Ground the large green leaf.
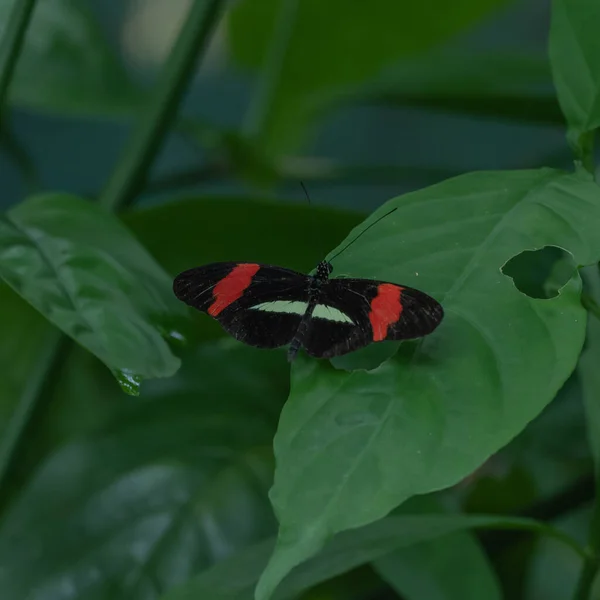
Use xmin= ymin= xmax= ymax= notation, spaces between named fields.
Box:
xmin=0 ymin=194 xmax=186 ymax=394
xmin=0 ymin=340 xmax=288 ymax=600
xmin=161 ymin=514 xmax=580 ymax=600
xmin=0 ymin=0 xmax=141 ymax=115
xmin=227 ymin=0 xmax=515 ymax=153
xmin=549 ymin=0 xmax=600 ymax=160
xmin=256 ymin=168 xmax=600 ymax=599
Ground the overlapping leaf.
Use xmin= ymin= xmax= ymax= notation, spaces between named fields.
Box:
xmin=256 ymin=168 xmax=600 ymax=599
xmin=0 ymin=194 xmax=186 ymax=394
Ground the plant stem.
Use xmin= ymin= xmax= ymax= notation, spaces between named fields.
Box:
xmin=0 ymin=330 xmax=67 ymax=496
xmin=100 ymin=0 xmax=226 ymax=211
xmin=0 ymin=122 xmax=40 ymax=192
xmin=582 ymin=292 xmax=600 ymax=323
xmin=242 ymin=0 xmax=299 ymax=140
xmin=577 ymin=131 xmax=596 ymax=179
xmin=573 ymin=501 xmax=600 ymax=600
xmin=0 ymin=0 xmax=36 ymax=119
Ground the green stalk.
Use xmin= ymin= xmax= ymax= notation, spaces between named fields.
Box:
xmin=242 ymin=0 xmax=300 ymax=140
xmin=100 ymin=0 xmax=226 ymax=211
xmin=577 ymin=130 xmax=596 ymax=179
xmin=0 ymin=331 xmax=67 ymax=498
xmin=0 ymin=0 xmax=40 ymax=194
xmin=0 ymin=0 xmax=36 ymax=116
xmin=573 ymin=505 xmax=600 ymax=600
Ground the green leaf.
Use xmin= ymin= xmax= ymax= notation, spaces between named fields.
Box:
xmin=0 ymin=0 xmax=141 ymax=115
xmin=0 ymin=193 xmax=185 ymax=395
xmin=161 ymin=514 xmax=581 ymax=600
xmin=549 ymin=0 xmax=600 ymax=165
xmin=257 ymin=168 xmax=600 ymax=599
xmin=228 ymin=0 xmax=515 ymax=153
xmin=0 ymin=340 xmax=288 ymax=600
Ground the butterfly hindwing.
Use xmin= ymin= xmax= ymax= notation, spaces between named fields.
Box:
xmin=302 ymin=278 xmax=443 ymax=358
xmin=173 ymin=262 xmax=311 ymax=349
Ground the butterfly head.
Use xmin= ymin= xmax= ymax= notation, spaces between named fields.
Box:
xmin=316 ymin=261 xmax=333 ymax=282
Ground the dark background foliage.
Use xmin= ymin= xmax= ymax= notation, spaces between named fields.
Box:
xmin=0 ymin=1 xmax=599 ymax=599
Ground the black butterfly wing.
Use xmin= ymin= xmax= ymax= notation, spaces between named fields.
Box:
xmin=173 ymin=262 xmax=311 ymax=349
xmin=302 ymin=277 xmax=443 ymax=358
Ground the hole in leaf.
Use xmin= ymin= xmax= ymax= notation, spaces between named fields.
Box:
xmin=501 ymin=245 xmax=577 ymax=299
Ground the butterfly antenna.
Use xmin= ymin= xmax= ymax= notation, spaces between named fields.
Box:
xmin=328 ymin=207 xmax=398 ymax=263
xmin=300 ymin=181 xmax=311 ymax=206
xmin=300 ymin=181 xmax=318 ymax=241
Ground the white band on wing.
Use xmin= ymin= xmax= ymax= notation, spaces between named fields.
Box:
xmin=251 ymin=300 xmax=353 ymax=323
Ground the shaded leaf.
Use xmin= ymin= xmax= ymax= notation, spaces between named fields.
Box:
xmin=0 ymin=340 xmax=288 ymax=600
xmin=161 ymin=514 xmax=580 ymax=600
xmin=0 ymin=194 xmax=185 ymax=395
xmin=227 ymin=0 xmax=515 ymax=153
xmin=549 ymin=0 xmax=600 ymax=160
xmin=123 ymin=196 xmax=364 ymax=277
xmin=374 ymin=534 xmax=500 ymax=600
xmin=347 ymin=51 xmax=561 ymax=125
xmin=372 ymin=496 xmax=502 ymax=600
xmin=257 ymin=168 xmax=600 ymax=598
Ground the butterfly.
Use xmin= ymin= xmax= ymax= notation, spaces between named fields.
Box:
xmin=173 ymin=258 xmax=443 ymax=362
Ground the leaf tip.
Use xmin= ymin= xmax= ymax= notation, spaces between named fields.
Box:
xmin=113 ymin=368 xmax=143 ymax=396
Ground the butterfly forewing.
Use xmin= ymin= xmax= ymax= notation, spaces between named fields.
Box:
xmin=173 ymin=262 xmax=311 ymax=349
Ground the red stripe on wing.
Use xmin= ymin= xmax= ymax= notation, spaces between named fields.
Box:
xmin=369 ymin=283 xmax=404 ymax=341
xmin=208 ymin=263 xmax=260 ymax=316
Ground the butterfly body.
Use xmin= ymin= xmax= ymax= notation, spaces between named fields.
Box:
xmin=173 ymin=260 xmax=443 ymax=361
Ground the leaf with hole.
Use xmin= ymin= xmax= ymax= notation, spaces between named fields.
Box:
xmin=256 ymin=168 xmax=600 ymax=599
xmin=0 ymin=194 xmax=186 ymax=394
